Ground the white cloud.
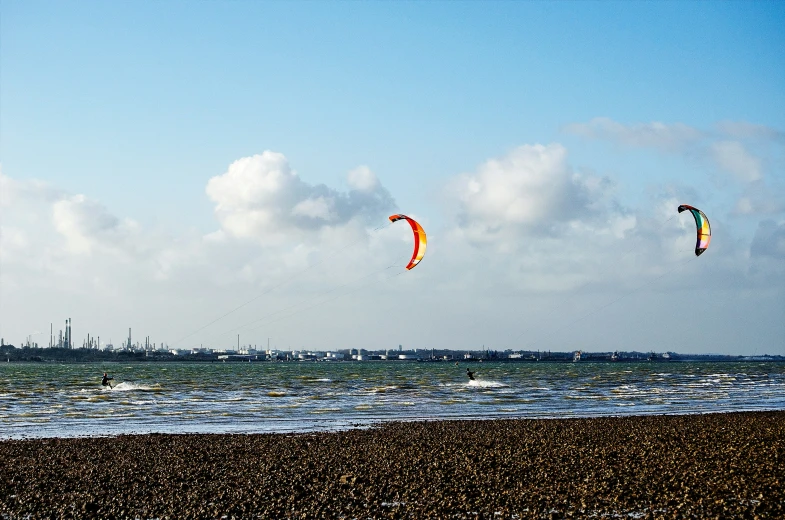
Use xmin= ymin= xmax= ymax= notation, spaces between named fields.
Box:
xmin=51 ymin=194 xmax=137 ymax=254
xmin=205 ymin=151 xmax=395 ymax=241
xmin=709 ymin=141 xmax=762 ymax=182
xmin=0 ymin=171 xmax=65 ymax=207
xmin=438 ymin=143 xmax=677 ymax=300
xmin=453 ymin=144 xmax=611 ymax=247
xmin=733 ymin=182 xmax=785 ymax=216
xmin=0 ymin=226 xmax=29 ymax=256
xmin=347 ymin=166 xmax=379 ymax=191
xmin=291 ymin=196 xmax=335 ymax=221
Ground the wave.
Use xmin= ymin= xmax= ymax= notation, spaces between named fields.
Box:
xmin=468 ymin=380 xmax=507 ymax=388
xmin=108 ymin=382 xmax=158 ymax=392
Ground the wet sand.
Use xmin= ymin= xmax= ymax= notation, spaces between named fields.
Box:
xmin=1 ymin=411 xmax=783 ymax=519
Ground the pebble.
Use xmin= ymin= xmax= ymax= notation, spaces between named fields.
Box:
xmin=1 ymin=411 xmax=783 ymax=519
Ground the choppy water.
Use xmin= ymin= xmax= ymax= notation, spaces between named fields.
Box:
xmin=1 ymin=361 xmax=783 ymax=439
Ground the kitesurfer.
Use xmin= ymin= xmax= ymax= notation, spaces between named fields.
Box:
xmin=466 ymin=368 xmax=475 ymax=381
xmin=101 ymin=372 xmax=113 ymax=389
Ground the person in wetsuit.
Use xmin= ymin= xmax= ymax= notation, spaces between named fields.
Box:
xmin=466 ymin=368 xmax=475 ymax=381
xmin=101 ymin=372 xmax=113 ymax=389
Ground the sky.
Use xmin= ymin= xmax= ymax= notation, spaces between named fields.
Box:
xmin=1 ymin=1 xmax=783 ymax=356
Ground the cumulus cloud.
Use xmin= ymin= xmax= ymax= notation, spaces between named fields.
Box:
xmin=206 ymin=151 xmax=395 ymax=241
xmin=1 ymin=174 xmax=144 ymax=264
xmin=347 ymin=166 xmax=379 ymax=191
xmin=52 ymin=195 xmax=140 ymax=254
xmin=0 ymin=171 xmax=65 ymax=207
xmin=0 ymin=174 xmax=203 ymax=288
xmin=452 ymin=143 xmax=613 ymax=246
xmin=291 ymin=196 xmax=335 ymax=221
xmin=0 ymin=226 xmax=29 ymax=257
xmin=709 ymin=141 xmax=762 ymax=183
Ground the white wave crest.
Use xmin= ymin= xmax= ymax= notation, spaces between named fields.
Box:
xmin=108 ymin=382 xmax=157 ymax=392
xmin=468 ymin=380 xmax=507 ymax=388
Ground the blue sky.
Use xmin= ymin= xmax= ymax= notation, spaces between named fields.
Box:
xmin=1 ymin=1 xmax=783 ymax=355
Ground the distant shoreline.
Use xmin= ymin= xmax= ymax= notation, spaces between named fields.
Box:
xmin=2 ymin=345 xmax=782 ymax=364
xmin=1 ymin=411 xmax=782 ymax=518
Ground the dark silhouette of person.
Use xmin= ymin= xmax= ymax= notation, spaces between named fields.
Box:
xmin=466 ymin=368 xmax=475 ymax=381
xmin=101 ymin=372 xmax=113 ymax=389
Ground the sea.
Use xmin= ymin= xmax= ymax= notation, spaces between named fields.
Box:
xmin=1 ymin=360 xmax=783 ymax=439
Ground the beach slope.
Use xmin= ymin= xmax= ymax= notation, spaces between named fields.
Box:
xmin=1 ymin=411 xmax=782 ymax=518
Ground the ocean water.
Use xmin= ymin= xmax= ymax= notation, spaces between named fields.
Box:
xmin=0 ymin=360 xmax=783 ymax=439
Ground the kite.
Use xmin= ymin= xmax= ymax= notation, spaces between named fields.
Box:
xmin=389 ymin=214 xmax=427 ymax=270
xmin=677 ymin=204 xmax=711 ymax=256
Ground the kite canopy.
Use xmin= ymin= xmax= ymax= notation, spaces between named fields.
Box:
xmin=677 ymin=204 xmax=711 ymax=256
xmin=389 ymin=214 xmax=427 ymax=270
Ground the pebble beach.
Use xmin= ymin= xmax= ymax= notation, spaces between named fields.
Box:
xmin=1 ymin=411 xmax=782 ymax=519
